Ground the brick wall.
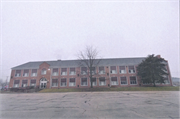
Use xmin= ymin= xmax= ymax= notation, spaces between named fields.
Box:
xmin=9 ymin=62 xmax=172 ymax=88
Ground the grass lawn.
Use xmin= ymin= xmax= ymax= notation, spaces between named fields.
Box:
xmin=39 ymin=86 xmax=179 ymax=93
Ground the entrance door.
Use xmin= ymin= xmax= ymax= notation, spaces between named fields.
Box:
xmin=40 ymin=78 xmax=47 ymax=89
xmin=40 ymin=83 xmax=47 ymax=88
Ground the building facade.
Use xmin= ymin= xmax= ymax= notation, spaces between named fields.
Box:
xmin=9 ymin=55 xmax=172 ymax=89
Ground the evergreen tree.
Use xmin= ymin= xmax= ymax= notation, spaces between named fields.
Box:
xmin=137 ymin=54 xmax=168 ymax=87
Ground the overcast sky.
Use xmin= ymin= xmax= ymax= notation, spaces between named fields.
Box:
xmin=0 ymin=0 xmax=179 ymax=81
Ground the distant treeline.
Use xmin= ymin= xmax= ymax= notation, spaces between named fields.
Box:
xmin=172 ymin=77 xmax=180 ymax=82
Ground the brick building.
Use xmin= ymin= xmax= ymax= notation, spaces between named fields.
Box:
xmin=9 ymin=55 xmax=172 ymax=89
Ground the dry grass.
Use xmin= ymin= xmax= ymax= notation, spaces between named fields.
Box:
xmin=39 ymin=86 xmax=179 ymax=93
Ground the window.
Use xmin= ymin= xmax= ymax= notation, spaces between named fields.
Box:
xmin=128 ymin=66 xmax=135 ymax=73
xmin=90 ymin=67 xmax=96 ymax=75
xmin=111 ymin=77 xmax=118 ymax=85
xmin=81 ymin=78 xmax=88 ymax=86
xmin=163 ymin=75 xmax=170 ymax=84
xmin=41 ymin=68 xmax=47 ymax=75
xmin=61 ymin=68 xmax=67 ymax=75
xmin=31 ymin=69 xmax=37 ymax=77
xmin=120 ymin=77 xmax=127 ymax=85
xmin=99 ymin=66 xmax=105 ymax=74
xmin=110 ymin=66 xmax=117 ymax=74
xmin=164 ymin=79 xmax=170 ymax=84
xmin=70 ymin=68 xmax=76 ymax=75
xmin=52 ymin=79 xmax=58 ymax=87
xmin=30 ymin=79 xmax=36 ymax=87
xmin=90 ymin=78 xmax=97 ymax=86
xmin=23 ymin=69 xmax=29 ymax=77
xmin=14 ymin=80 xmax=20 ymax=87
xmin=15 ymin=70 xmax=21 ymax=77
xmin=69 ymin=78 xmax=76 ymax=86
xmin=52 ymin=68 xmax=58 ymax=76
xmin=119 ymin=66 xmax=126 ymax=74
xmin=40 ymin=78 xmax=47 ymax=81
xmin=155 ymin=80 xmax=160 ymax=85
xmin=163 ymin=65 xmax=168 ymax=73
xmin=61 ymin=78 xmax=66 ymax=87
xmin=143 ymin=82 xmax=150 ymax=85
xmin=81 ymin=67 xmax=87 ymax=75
xmin=22 ymin=80 xmax=28 ymax=87
xmin=130 ymin=76 xmax=137 ymax=84
xmin=99 ymin=77 xmax=106 ymax=86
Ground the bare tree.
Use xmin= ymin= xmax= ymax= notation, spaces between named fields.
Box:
xmin=77 ymin=46 xmax=101 ymax=88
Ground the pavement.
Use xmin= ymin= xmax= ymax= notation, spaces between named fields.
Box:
xmin=0 ymin=91 xmax=179 ymax=119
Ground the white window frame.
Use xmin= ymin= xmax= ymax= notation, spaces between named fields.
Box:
xmin=99 ymin=77 xmax=106 ymax=86
xmin=120 ymin=77 xmax=128 ymax=85
xmin=41 ymin=69 xmax=47 ymax=75
xmin=155 ymin=80 xmax=160 ymax=85
xmin=69 ymin=78 xmax=76 ymax=86
xmin=52 ymin=79 xmax=58 ymax=87
xmin=99 ymin=66 xmax=105 ymax=74
xmin=119 ymin=66 xmax=126 ymax=74
xmin=111 ymin=77 xmax=118 ymax=85
xmin=163 ymin=65 xmax=168 ymax=73
xmin=143 ymin=82 xmax=150 ymax=85
xmin=163 ymin=75 xmax=170 ymax=84
xmin=90 ymin=67 xmax=96 ymax=75
xmin=70 ymin=68 xmax=76 ymax=75
xmin=60 ymin=78 xmax=67 ymax=87
xmin=128 ymin=66 xmax=136 ymax=74
xmin=14 ymin=84 xmax=19 ymax=88
xmin=22 ymin=80 xmax=28 ymax=87
xmin=90 ymin=78 xmax=97 ymax=86
xmin=130 ymin=76 xmax=137 ymax=85
xmin=14 ymin=80 xmax=20 ymax=88
xmin=30 ymin=83 xmax=35 ymax=86
xmin=31 ymin=69 xmax=37 ymax=77
xmin=22 ymin=84 xmax=27 ymax=87
xmin=81 ymin=78 xmax=88 ymax=86
xmin=81 ymin=67 xmax=87 ymax=75
xmin=23 ymin=69 xmax=29 ymax=77
xmin=110 ymin=66 xmax=117 ymax=74
xmin=164 ymin=79 xmax=170 ymax=84
xmin=30 ymin=79 xmax=36 ymax=87
xmin=52 ymin=68 xmax=59 ymax=76
xmin=61 ymin=68 xmax=67 ymax=75
xmin=15 ymin=70 xmax=21 ymax=77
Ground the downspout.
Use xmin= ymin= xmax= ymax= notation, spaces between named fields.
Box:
xmin=167 ymin=62 xmax=172 ymax=86
xmin=50 ymin=68 xmax=52 ymax=89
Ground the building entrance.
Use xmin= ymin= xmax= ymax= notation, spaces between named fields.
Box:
xmin=40 ymin=78 xmax=47 ymax=89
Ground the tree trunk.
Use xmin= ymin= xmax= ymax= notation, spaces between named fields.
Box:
xmin=90 ymin=67 xmax=93 ymax=88
xmin=153 ymin=80 xmax=156 ymax=87
xmin=91 ymin=78 xmax=93 ymax=88
xmin=90 ymin=76 xmax=93 ymax=88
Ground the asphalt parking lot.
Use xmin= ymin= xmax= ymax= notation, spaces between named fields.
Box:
xmin=0 ymin=91 xmax=179 ymax=119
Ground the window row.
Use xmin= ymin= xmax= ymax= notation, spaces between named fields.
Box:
xmin=13 ymin=79 xmax=36 ymax=88
xmin=15 ymin=69 xmax=38 ymax=77
xmin=14 ymin=66 xmax=136 ymax=77
xmin=51 ymin=76 xmax=138 ymax=87
xmin=80 ymin=66 xmax=136 ymax=75
xmin=51 ymin=78 xmax=107 ymax=87
xmin=111 ymin=77 xmax=137 ymax=85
